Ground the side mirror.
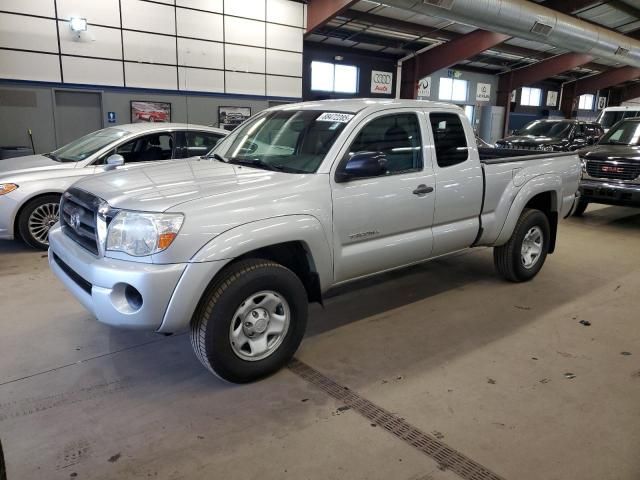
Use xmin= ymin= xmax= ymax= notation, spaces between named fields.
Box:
xmin=336 ymin=152 xmax=388 ymax=183
xmin=105 ymin=154 xmax=124 ymax=170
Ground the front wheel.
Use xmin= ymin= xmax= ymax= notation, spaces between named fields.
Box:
xmin=190 ymin=259 xmax=308 ymax=383
xmin=17 ymin=194 xmax=61 ymax=250
xmin=494 ymin=208 xmax=550 ymax=282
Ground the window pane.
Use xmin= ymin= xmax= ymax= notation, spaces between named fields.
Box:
xmin=311 ymin=61 xmax=334 ymax=91
xmin=531 ymin=88 xmax=541 ymax=106
xmin=187 ymin=132 xmax=223 ymax=157
xmin=439 ymin=78 xmax=453 ymax=100
xmin=579 ymin=94 xmax=594 ymax=110
xmin=334 ymin=64 xmax=358 ymax=93
xmin=464 ymin=105 xmax=474 ymax=122
xmin=349 ymin=114 xmax=423 ymax=174
xmin=429 ymin=113 xmax=468 ymax=168
xmin=452 ymin=79 xmax=468 ymax=101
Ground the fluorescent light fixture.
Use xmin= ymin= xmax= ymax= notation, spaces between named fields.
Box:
xmin=69 ymin=17 xmax=88 ymax=32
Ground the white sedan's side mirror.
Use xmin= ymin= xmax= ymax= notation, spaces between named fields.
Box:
xmin=105 ymin=154 xmax=124 ymax=170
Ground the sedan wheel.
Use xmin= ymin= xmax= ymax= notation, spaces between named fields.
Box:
xmin=17 ymin=194 xmax=61 ymax=250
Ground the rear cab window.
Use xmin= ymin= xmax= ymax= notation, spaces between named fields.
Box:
xmin=428 ymin=112 xmax=469 ymax=168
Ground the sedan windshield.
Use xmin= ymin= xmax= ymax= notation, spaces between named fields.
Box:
xmin=599 ymin=121 xmax=640 ymax=146
xmin=518 ymin=121 xmax=573 ymax=138
xmin=48 ymin=128 xmax=129 ymax=162
xmin=217 ymin=110 xmax=352 ymax=173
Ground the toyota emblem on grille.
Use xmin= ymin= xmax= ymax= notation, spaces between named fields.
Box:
xmin=70 ymin=209 xmax=82 ymax=232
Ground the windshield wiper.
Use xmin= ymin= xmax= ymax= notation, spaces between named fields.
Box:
xmin=228 ymin=158 xmax=305 ymax=173
xmin=202 ymin=152 xmax=228 ymax=162
xmin=44 ymin=152 xmax=60 ymax=162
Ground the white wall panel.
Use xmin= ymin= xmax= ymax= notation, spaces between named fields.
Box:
xmin=62 ymin=56 xmax=124 ymax=86
xmin=2 ymin=0 xmax=55 ymax=17
xmin=176 ymin=8 xmax=223 ymax=42
xmin=266 ymin=50 xmax=301 ymax=76
xmin=0 ymin=13 xmax=58 ymax=53
xmin=267 ymin=0 xmax=303 ymax=27
xmin=225 ymin=45 xmax=265 ymax=73
xmin=0 ymin=50 xmax=60 ymax=82
xmin=121 ymin=0 xmax=175 ymax=35
xmin=225 ymin=0 xmax=265 ymax=21
xmin=125 ymin=63 xmax=177 ymax=90
xmin=176 ymin=0 xmax=222 ymax=13
xmin=123 ymin=31 xmax=176 ymax=65
xmin=57 ymin=0 xmax=121 ymax=28
xmin=225 ymin=17 xmax=265 ymax=47
xmin=225 ymin=72 xmax=265 ymax=96
xmin=178 ymin=67 xmax=224 ymax=92
xmin=266 ymin=75 xmax=301 ymax=98
xmin=266 ymin=23 xmax=302 ymax=52
xmin=59 ymin=22 xmax=122 ymax=59
xmin=178 ymin=38 xmax=223 ymax=69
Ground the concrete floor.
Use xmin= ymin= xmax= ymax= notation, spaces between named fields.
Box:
xmin=0 ymin=204 xmax=639 ymax=480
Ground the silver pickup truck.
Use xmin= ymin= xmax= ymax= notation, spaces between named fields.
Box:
xmin=48 ymin=99 xmax=581 ymax=383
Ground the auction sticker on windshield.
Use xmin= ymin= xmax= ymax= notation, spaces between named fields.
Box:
xmin=317 ymin=112 xmax=355 ymax=123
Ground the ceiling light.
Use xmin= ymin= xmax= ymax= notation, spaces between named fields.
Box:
xmin=69 ymin=17 xmax=88 ymax=32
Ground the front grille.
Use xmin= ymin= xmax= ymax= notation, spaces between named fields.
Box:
xmin=586 ymin=160 xmax=640 ymax=181
xmin=60 ymin=188 xmax=103 ymax=255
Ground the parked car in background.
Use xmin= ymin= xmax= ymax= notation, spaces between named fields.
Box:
xmin=496 ymin=119 xmax=603 ymax=152
xmin=596 ymin=106 xmax=640 ymax=133
xmin=48 ymin=99 xmax=581 ymax=383
xmin=574 ymin=118 xmax=640 ymax=215
xmin=0 ymin=123 xmax=227 ymax=249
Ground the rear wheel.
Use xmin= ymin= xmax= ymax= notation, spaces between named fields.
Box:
xmin=190 ymin=258 xmax=308 ymax=383
xmin=494 ymin=208 xmax=550 ymax=282
xmin=17 ymin=194 xmax=61 ymax=250
xmin=572 ymin=198 xmax=589 ymax=216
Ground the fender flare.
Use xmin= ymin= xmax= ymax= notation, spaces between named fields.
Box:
xmin=494 ymin=174 xmax=561 ymax=246
xmin=190 ymin=214 xmax=333 ymax=291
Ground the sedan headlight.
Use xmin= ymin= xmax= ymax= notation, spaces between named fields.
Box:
xmin=106 ymin=211 xmax=184 ymax=257
xmin=0 ymin=183 xmax=18 ymax=195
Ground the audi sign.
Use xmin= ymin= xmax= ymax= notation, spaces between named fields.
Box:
xmin=370 ymin=70 xmax=393 ymax=95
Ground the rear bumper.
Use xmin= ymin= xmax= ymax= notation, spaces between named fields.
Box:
xmin=579 ymin=179 xmax=640 ymax=207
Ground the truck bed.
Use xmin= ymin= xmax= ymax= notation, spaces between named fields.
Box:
xmin=478 ymin=147 xmax=578 ymax=164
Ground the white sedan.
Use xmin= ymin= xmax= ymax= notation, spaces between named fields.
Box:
xmin=0 ymin=123 xmax=227 ymax=249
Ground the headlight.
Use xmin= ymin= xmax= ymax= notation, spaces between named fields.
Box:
xmin=0 ymin=183 xmax=18 ymax=195
xmin=106 ymin=211 xmax=184 ymax=257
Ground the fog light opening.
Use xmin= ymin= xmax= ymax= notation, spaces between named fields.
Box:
xmin=125 ymin=284 xmax=143 ymax=311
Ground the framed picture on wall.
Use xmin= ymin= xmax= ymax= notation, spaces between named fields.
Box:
xmin=219 ymin=106 xmax=251 ymax=131
xmin=131 ymin=101 xmax=171 ymax=123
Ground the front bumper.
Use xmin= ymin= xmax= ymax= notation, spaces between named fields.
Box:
xmin=579 ymin=179 xmax=640 ymax=207
xmin=0 ymin=194 xmax=20 ymax=240
xmin=48 ymin=224 xmax=226 ymax=332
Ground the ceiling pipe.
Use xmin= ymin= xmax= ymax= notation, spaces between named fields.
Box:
xmin=380 ymin=0 xmax=640 ymax=68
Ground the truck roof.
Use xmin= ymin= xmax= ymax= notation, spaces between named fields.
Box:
xmin=268 ymin=98 xmax=463 ymax=114
xmin=111 ymin=123 xmax=227 ymax=135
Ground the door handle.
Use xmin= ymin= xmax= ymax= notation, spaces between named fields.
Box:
xmin=413 ymin=184 xmax=434 ymax=196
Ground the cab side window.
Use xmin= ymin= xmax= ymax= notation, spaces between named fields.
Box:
xmin=348 ymin=113 xmax=423 ymax=174
xmin=186 ymin=132 xmax=225 ymax=157
xmin=429 ymin=113 xmax=468 ymax=168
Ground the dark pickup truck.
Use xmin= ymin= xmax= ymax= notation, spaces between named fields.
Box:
xmin=575 ymin=118 xmax=640 ymax=215
xmin=497 ymin=119 xmax=603 ymax=152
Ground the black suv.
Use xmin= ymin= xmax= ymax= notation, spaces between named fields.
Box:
xmin=497 ymin=119 xmax=603 ymax=152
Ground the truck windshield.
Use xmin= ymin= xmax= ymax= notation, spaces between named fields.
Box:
xmin=518 ymin=121 xmax=573 ymax=138
xmin=218 ymin=110 xmax=352 ymax=173
xmin=599 ymin=121 xmax=640 ymax=145
xmin=48 ymin=128 xmax=129 ymax=162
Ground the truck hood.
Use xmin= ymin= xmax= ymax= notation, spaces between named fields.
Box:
xmin=0 ymin=154 xmax=77 ymax=177
xmin=72 ymin=158 xmax=300 ymax=212
xmin=580 ymin=144 xmax=640 ymax=162
xmin=497 ymin=135 xmax=567 ymax=147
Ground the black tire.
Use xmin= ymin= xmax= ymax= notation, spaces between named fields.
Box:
xmin=0 ymin=438 xmax=6 ymax=480
xmin=17 ymin=194 xmax=61 ymax=250
xmin=190 ymin=258 xmax=308 ymax=383
xmin=572 ymin=198 xmax=589 ymax=217
xmin=494 ymin=208 xmax=550 ymax=283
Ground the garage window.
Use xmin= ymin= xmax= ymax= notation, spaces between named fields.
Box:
xmin=429 ymin=113 xmax=469 ymax=168
xmin=578 ymin=94 xmax=595 ymax=110
xmin=520 ymin=87 xmax=542 ymax=106
xmin=311 ymin=61 xmax=359 ymax=94
xmin=439 ymin=78 xmax=468 ymax=102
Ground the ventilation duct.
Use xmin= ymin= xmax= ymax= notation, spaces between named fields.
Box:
xmin=381 ymin=0 xmax=640 ymax=68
